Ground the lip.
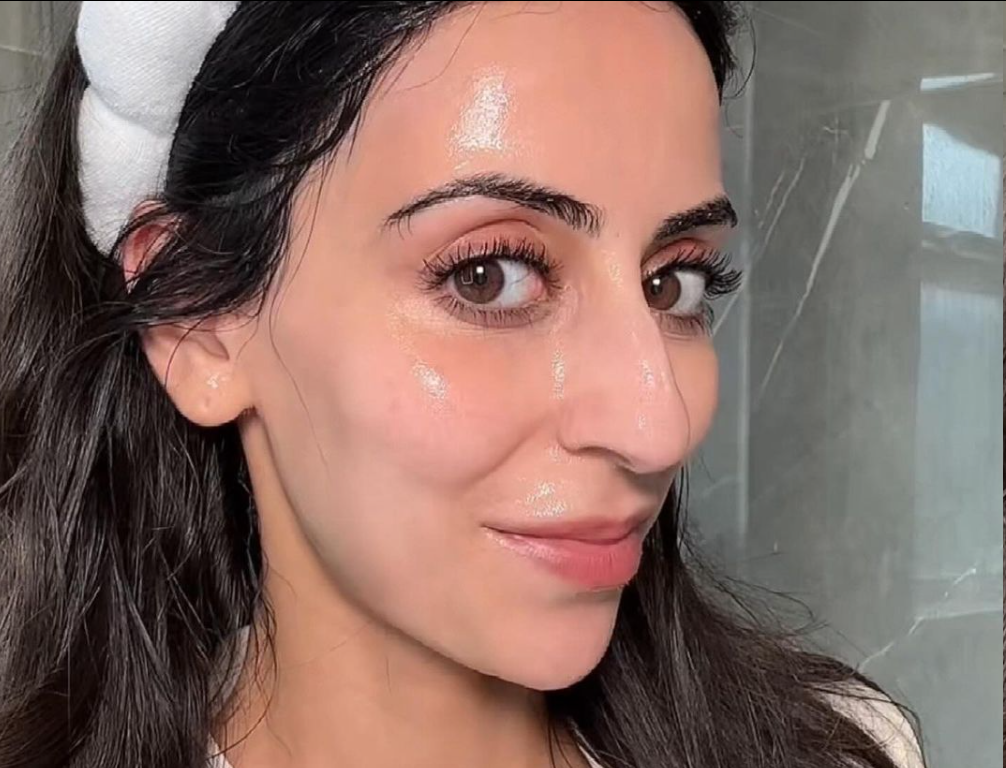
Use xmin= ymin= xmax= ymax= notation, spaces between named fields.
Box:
xmin=489 ymin=514 xmax=651 ymax=543
xmin=484 ymin=518 xmax=648 ymax=590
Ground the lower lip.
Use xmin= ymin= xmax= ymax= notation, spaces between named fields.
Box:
xmin=484 ymin=527 xmax=643 ymax=590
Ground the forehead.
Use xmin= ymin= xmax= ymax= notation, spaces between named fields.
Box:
xmin=331 ymin=1 xmax=723 ymax=226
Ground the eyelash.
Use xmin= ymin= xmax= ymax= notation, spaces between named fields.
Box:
xmin=643 ymin=245 xmax=743 ymax=334
xmin=418 ymin=237 xmax=742 ymax=333
xmin=419 ymin=237 xmax=561 ymax=327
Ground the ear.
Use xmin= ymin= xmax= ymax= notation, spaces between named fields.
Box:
xmin=122 ymin=205 xmax=257 ymax=428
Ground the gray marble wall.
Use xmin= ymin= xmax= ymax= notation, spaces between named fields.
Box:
xmin=703 ymin=3 xmax=1003 ymax=767
xmin=0 ymin=1 xmax=71 ymax=160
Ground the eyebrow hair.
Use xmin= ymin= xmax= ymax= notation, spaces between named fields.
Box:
xmin=384 ymin=172 xmax=603 ymax=235
xmin=383 ymin=171 xmax=737 ymax=244
xmin=649 ymin=195 xmax=737 ymax=245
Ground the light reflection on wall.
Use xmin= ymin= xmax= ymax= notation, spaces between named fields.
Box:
xmin=922 ymin=122 xmax=1001 ymax=239
xmin=920 ymin=73 xmax=997 ymax=91
xmin=914 ymin=285 xmax=1001 ymax=592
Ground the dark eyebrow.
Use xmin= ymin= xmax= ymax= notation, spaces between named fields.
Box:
xmin=383 ymin=172 xmax=737 ymax=245
xmin=383 ymin=172 xmax=604 ymax=236
xmin=648 ymin=195 xmax=737 ymax=248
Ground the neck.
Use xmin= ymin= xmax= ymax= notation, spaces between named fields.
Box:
xmin=217 ymin=612 xmax=575 ymax=768
xmin=215 ymin=433 xmax=588 ymax=768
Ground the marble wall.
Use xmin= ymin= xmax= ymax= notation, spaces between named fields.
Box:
xmin=702 ymin=3 xmax=1003 ymax=767
xmin=0 ymin=1 xmax=73 ymax=158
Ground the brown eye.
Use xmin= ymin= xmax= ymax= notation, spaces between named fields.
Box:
xmin=644 ymin=271 xmax=682 ymax=311
xmin=454 ymin=260 xmax=505 ymax=304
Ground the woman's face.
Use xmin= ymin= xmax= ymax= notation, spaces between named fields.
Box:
xmin=234 ymin=1 xmax=735 ymax=689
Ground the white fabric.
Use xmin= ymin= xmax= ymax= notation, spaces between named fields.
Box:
xmin=76 ymin=1 xmax=239 ymax=253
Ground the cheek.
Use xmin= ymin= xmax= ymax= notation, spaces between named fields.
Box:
xmin=669 ymin=341 xmax=719 ymax=453
xmin=297 ymin=321 xmax=553 ymax=493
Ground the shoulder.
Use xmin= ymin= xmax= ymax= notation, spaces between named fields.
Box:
xmin=821 ymin=683 xmax=925 ymax=768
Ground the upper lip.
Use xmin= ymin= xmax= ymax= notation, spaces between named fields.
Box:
xmin=487 ymin=513 xmax=652 ymax=543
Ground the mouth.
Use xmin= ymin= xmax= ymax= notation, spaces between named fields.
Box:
xmin=483 ymin=516 xmax=649 ymax=590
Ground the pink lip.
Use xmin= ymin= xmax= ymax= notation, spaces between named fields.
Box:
xmin=484 ymin=526 xmax=645 ymax=590
xmin=491 ymin=515 xmax=651 ymax=543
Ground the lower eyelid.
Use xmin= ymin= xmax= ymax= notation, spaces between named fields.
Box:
xmin=655 ymin=310 xmax=712 ymax=337
xmin=433 ymin=294 xmax=548 ymax=329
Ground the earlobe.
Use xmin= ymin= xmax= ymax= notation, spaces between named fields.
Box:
xmin=140 ymin=319 xmax=255 ymax=428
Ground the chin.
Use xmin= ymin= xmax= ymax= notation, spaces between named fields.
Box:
xmin=484 ymin=593 xmax=623 ymax=691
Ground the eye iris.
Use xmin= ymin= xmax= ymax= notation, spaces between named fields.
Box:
xmin=455 ymin=260 xmax=505 ymax=304
xmin=645 ymin=272 xmax=682 ymax=311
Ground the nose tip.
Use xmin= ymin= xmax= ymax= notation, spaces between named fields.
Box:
xmin=556 ymin=318 xmax=692 ymax=476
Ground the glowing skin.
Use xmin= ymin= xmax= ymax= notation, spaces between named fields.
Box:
xmin=451 ymin=69 xmax=512 ymax=155
xmin=129 ymin=3 xmax=736 ymax=768
xmin=551 ymin=347 xmax=566 ymax=400
xmin=411 ymin=360 xmax=452 ymax=409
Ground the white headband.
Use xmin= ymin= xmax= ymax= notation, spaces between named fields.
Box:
xmin=76 ymin=1 xmax=240 ymax=254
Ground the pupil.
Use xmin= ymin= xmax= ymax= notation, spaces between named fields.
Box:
xmin=455 ymin=260 xmax=505 ymax=304
xmin=645 ymin=272 xmax=681 ymax=311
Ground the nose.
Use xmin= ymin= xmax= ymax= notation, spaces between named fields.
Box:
xmin=555 ymin=290 xmax=692 ymax=476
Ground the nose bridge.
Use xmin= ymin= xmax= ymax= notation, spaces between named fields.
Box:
xmin=556 ymin=292 xmax=691 ymax=474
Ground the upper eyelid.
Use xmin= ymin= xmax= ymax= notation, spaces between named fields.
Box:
xmin=425 ymin=236 xmax=735 ymax=290
xmin=643 ymin=244 xmax=727 ymax=270
xmin=443 ymin=237 xmax=557 ymax=271
xmin=418 ymin=236 xmax=559 ymax=291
